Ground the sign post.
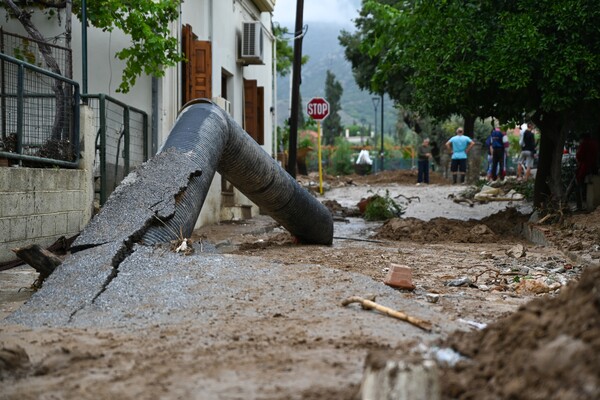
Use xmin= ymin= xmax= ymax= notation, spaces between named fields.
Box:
xmin=306 ymin=97 xmax=330 ymax=194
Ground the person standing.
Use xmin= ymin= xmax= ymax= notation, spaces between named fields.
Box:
xmin=517 ymin=123 xmax=536 ymax=181
xmin=417 ymin=138 xmax=432 ymax=185
xmin=445 ymin=127 xmax=474 ymax=184
xmin=489 ymin=126 xmax=505 ymax=181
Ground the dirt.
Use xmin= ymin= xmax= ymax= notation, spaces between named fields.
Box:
xmin=1 ymin=170 xmax=599 ymax=399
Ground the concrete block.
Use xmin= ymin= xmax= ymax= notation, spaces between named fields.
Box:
xmin=10 ymin=168 xmax=28 ymax=191
xmin=67 ymin=210 xmax=82 ymax=233
xmin=359 ymin=351 xmax=440 ymax=400
xmin=18 ymin=192 xmax=35 ymax=216
xmin=384 ymin=263 xmax=416 ymax=290
xmin=41 ymin=214 xmax=57 ymax=237
xmin=41 ymin=169 xmax=57 ymax=190
xmin=0 ymin=241 xmax=18 ymax=263
xmin=0 ymin=193 xmax=21 ymax=217
xmin=0 ymin=169 xmax=8 ymax=193
xmin=26 ymin=215 xmax=42 ymax=238
xmin=55 ymin=212 xmax=68 ymax=235
xmin=30 ymin=169 xmax=45 ymax=191
xmin=67 ymin=170 xmax=83 ymax=190
xmin=0 ymin=217 xmax=10 ymax=242
xmin=10 ymin=216 xmax=27 ymax=241
xmin=55 ymin=169 xmax=69 ymax=190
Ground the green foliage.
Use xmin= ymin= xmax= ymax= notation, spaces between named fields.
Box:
xmin=274 ymin=23 xmax=309 ymax=77
xmin=323 ymin=70 xmax=343 ymax=146
xmin=4 ymin=0 xmax=185 ymax=93
xmin=364 ymin=190 xmax=405 ymax=221
xmin=345 ymin=0 xmax=600 ymax=206
xmin=330 ymin=137 xmax=354 ymax=175
xmin=298 ymin=135 xmax=314 ymax=149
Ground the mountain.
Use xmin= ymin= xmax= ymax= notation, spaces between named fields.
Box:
xmin=275 ymin=22 xmax=396 ymax=134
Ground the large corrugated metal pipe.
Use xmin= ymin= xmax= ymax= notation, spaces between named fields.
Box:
xmin=139 ymin=100 xmax=333 ymax=245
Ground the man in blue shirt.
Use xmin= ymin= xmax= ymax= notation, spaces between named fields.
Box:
xmin=445 ymin=127 xmax=475 ymax=184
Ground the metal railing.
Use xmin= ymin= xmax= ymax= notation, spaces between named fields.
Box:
xmin=0 ymin=27 xmax=72 ymax=79
xmin=0 ymin=53 xmax=80 ymax=168
xmin=82 ymin=94 xmax=149 ymax=205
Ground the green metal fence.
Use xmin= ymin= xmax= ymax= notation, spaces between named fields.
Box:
xmin=82 ymin=94 xmax=149 ymax=205
xmin=0 ymin=53 xmax=80 ymax=168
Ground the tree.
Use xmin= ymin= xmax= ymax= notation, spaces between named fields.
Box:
xmin=323 ymin=70 xmax=343 ymax=146
xmin=346 ymin=0 xmax=600 ymax=208
xmin=2 ymin=0 xmax=184 ymax=93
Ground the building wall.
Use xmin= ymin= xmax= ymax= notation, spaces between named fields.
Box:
xmin=1 ymin=0 xmax=276 ymax=233
xmin=0 ymin=107 xmax=95 ymax=263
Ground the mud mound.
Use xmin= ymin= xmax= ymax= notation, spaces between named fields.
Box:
xmin=301 ymin=169 xmax=449 ymax=187
xmin=374 ymin=208 xmax=528 ymax=243
xmin=349 ymin=169 xmax=448 ymax=185
xmin=440 ymin=265 xmax=600 ymax=400
xmin=543 ymin=206 xmax=600 ymax=265
xmin=321 ymin=199 xmax=361 ymax=218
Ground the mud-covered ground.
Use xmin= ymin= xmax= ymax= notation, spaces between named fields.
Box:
xmin=1 ymin=170 xmax=599 ymax=399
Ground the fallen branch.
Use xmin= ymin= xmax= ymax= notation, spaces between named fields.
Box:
xmin=341 ymin=295 xmax=432 ymax=332
xmin=394 ymin=194 xmax=420 ymax=203
xmin=0 ymin=234 xmax=77 ymax=272
xmin=12 ymin=244 xmax=63 ymax=288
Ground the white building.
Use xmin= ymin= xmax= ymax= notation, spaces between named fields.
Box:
xmin=1 ymin=0 xmax=277 ymax=228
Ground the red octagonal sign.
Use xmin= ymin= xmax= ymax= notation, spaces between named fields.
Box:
xmin=307 ymin=97 xmax=330 ymax=121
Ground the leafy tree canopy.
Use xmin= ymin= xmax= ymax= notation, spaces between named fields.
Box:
xmin=2 ymin=0 xmax=185 ymax=93
xmin=344 ymin=0 xmax=600 ymax=207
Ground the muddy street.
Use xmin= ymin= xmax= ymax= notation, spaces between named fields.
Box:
xmin=1 ymin=171 xmax=598 ymax=399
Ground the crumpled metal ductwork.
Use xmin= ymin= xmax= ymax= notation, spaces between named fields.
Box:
xmin=140 ymin=100 xmax=334 ymax=245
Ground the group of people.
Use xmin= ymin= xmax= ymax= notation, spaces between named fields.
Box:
xmin=417 ymin=127 xmax=474 ymax=185
xmin=416 ymin=122 xmax=537 ymax=185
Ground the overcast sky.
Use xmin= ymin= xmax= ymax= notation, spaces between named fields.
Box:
xmin=272 ymin=0 xmax=360 ymax=28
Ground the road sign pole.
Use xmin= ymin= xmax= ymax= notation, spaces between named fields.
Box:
xmin=317 ymin=120 xmax=323 ymax=194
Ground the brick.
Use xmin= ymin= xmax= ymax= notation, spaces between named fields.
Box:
xmin=384 ymin=264 xmax=415 ymax=290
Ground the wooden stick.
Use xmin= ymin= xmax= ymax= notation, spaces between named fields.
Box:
xmin=342 ymin=296 xmax=433 ymax=332
xmin=12 ymin=244 xmax=63 ymax=280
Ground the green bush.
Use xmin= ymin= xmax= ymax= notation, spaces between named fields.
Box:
xmin=364 ymin=190 xmax=406 ymax=220
xmin=331 ymin=137 xmax=354 ymax=175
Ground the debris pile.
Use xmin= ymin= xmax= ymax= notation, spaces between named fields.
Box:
xmin=440 ymin=265 xmax=600 ymax=400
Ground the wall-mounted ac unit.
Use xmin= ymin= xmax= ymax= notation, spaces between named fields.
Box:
xmin=212 ymin=96 xmax=232 ymax=115
xmin=241 ymin=21 xmax=264 ymax=65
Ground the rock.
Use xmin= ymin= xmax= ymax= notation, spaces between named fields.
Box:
xmin=515 ymin=278 xmax=550 ymax=294
xmin=506 ymin=244 xmax=526 ymax=258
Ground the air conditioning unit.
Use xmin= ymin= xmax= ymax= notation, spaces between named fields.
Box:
xmin=212 ymin=96 xmax=232 ymax=115
xmin=241 ymin=21 xmax=264 ymax=64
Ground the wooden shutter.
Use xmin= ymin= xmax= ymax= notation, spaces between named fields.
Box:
xmin=182 ymin=25 xmax=212 ymax=103
xmin=244 ymin=79 xmax=258 ymax=141
xmin=257 ymin=86 xmax=264 ymax=145
xmin=182 ymin=24 xmax=194 ymax=104
xmin=190 ymin=40 xmax=212 ymax=100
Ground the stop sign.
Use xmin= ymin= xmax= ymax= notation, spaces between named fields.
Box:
xmin=306 ymin=97 xmax=330 ymax=120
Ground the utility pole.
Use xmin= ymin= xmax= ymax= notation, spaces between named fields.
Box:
xmin=380 ymin=93 xmax=384 ymax=171
xmin=286 ymin=0 xmax=304 ymax=178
